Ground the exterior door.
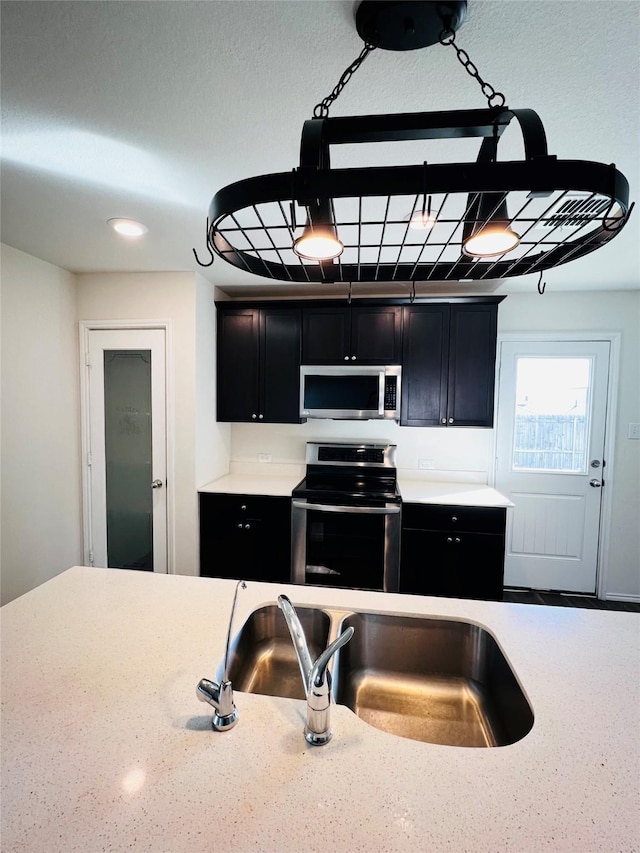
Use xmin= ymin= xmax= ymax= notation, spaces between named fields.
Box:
xmin=85 ymin=328 xmax=167 ymax=572
xmin=495 ymin=340 xmax=610 ymax=593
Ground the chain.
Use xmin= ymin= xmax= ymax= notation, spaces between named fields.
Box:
xmin=313 ymin=42 xmax=377 ymax=118
xmin=438 ymin=25 xmax=506 ymax=108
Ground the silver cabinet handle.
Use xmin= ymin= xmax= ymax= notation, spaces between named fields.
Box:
xmin=152 ymin=479 xmax=163 ymax=489
xmin=441 ymin=418 xmax=447 ymax=424
xmin=589 ymin=479 xmax=602 ymax=488
xmin=448 ymin=418 xmax=454 ymax=424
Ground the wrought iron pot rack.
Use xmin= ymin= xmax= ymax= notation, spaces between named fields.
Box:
xmin=199 ymin=0 xmax=632 ymax=284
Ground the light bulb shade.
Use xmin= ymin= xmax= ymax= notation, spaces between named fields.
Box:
xmin=407 ymin=210 xmax=437 ymax=231
xmin=462 ymin=194 xmax=520 ymax=258
xmin=293 ymin=221 xmax=344 ymax=261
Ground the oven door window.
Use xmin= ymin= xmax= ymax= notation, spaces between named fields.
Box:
xmin=304 ymin=507 xmax=385 ymax=590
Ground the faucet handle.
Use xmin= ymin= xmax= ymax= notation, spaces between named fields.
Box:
xmin=310 ymin=627 xmax=355 ymax=690
xmin=197 ymin=677 xmax=239 ymax=732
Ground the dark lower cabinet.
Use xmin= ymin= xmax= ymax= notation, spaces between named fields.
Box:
xmin=400 ymin=503 xmax=506 ymax=601
xmin=199 ymin=493 xmax=291 ymax=583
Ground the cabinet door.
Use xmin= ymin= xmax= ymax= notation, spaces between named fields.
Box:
xmin=400 ymin=305 xmax=449 ymax=426
xmin=217 ymin=309 xmax=260 ymax=422
xmin=350 ymin=306 xmax=402 ymax=363
xmin=199 ymin=493 xmax=291 ymax=583
xmin=302 ymin=307 xmax=349 ymax=363
xmin=400 ymin=529 xmax=456 ymax=596
xmin=260 ymin=308 xmax=302 ymax=423
xmin=302 ymin=305 xmax=402 ymax=364
xmin=447 ymin=303 xmax=498 ymax=427
xmin=453 ymin=532 xmax=504 ymax=600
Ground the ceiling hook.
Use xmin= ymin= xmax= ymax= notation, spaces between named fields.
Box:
xmin=193 ymin=217 xmax=215 ymax=267
xmin=537 ymin=271 xmax=546 ymax=295
xmin=410 ymin=280 xmax=416 ymax=303
xmin=347 ymin=281 xmax=353 ymax=304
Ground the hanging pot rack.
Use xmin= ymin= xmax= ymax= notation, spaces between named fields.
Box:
xmin=197 ymin=0 xmax=633 ymax=285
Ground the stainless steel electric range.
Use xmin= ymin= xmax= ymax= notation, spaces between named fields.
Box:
xmin=291 ymin=441 xmax=401 ymax=592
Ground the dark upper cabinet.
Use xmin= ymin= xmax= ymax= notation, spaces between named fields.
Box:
xmin=217 ymin=306 xmax=302 ymax=423
xmin=302 ymin=305 xmax=402 ymax=364
xmin=400 ymin=302 xmax=499 ymax=427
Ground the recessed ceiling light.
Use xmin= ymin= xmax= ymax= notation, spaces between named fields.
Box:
xmin=108 ymin=218 xmax=148 ymax=238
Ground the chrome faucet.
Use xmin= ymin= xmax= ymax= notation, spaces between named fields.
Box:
xmin=196 ymin=677 xmax=239 ymax=731
xmin=278 ymin=594 xmax=354 ymax=746
xmin=197 ymin=580 xmax=245 ymax=731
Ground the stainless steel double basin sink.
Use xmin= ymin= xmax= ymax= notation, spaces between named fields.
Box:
xmin=217 ymin=603 xmax=534 ymax=748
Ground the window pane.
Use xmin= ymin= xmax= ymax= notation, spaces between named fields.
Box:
xmin=104 ymin=350 xmax=153 ymax=569
xmin=512 ymin=357 xmax=592 ymax=473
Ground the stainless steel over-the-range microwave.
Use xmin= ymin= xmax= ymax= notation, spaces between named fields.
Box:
xmin=299 ymin=364 xmax=402 ymax=421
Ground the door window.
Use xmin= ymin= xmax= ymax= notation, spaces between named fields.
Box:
xmin=512 ymin=356 xmax=592 ymax=474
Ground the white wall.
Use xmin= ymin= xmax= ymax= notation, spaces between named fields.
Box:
xmin=76 ymin=271 xmax=230 ymax=577
xmin=1 ymin=245 xmax=82 ymax=604
xmin=195 ymin=273 xmax=230 ymax=489
xmin=230 ymin=291 xmax=640 ymax=599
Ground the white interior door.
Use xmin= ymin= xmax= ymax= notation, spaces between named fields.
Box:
xmin=495 ymin=340 xmax=610 ymax=593
xmin=86 ymin=328 xmax=167 ymax=572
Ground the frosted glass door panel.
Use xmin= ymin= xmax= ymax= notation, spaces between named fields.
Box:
xmin=104 ymin=350 xmax=153 ymax=570
xmin=512 ymin=357 xmax=592 ymax=473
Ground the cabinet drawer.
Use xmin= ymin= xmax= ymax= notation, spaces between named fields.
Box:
xmin=401 ymin=503 xmax=506 ymax=534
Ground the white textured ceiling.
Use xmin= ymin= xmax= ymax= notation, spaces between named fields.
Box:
xmin=1 ymin=0 xmax=639 ymax=298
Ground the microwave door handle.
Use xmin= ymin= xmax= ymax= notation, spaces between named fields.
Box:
xmin=292 ymin=500 xmax=400 ymax=515
xmin=378 ymin=370 xmax=385 ymax=415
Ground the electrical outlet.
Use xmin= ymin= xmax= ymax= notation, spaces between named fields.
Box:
xmin=258 ymin=453 xmax=273 ymax=463
xmin=628 ymin=423 xmax=640 ymax=440
xmin=418 ymin=459 xmax=435 ymax=470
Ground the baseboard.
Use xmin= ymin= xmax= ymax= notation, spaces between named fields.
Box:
xmin=605 ymin=592 xmax=640 ymax=604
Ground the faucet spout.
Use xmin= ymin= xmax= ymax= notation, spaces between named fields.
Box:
xmin=277 ymin=594 xmax=354 ymax=746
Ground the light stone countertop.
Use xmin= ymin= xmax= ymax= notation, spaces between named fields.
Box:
xmin=1 ymin=566 xmax=638 ymax=853
xmin=199 ymin=471 xmax=513 ymax=507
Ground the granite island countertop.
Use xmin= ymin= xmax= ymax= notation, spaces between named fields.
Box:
xmin=1 ymin=567 xmax=638 ymax=853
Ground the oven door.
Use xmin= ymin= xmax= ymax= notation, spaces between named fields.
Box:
xmin=291 ymin=499 xmax=401 ymax=592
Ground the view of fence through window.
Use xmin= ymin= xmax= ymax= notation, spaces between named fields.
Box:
xmin=512 ymin=357 xmax=592 ymax=473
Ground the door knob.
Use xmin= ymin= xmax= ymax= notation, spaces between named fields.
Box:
xmin=589 ymin=479 xmax=602 ymax=488
xmin=152 ymin=479 xmax=163 ymax=489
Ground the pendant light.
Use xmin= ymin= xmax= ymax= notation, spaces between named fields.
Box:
xmin=292 ymin=201 xmax=344 ymax=261
xmin=462 ymin=194 xmax=520 ymax=258
xmin=195 ymin=0 xmax=633 ymax=284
